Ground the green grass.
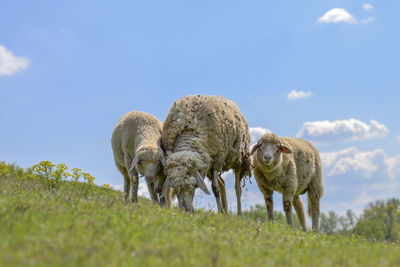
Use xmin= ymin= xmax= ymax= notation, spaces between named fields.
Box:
xmin=1 ymin=167 xmax=399 ymax=266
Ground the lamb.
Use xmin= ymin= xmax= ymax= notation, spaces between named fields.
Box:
xmin=160 ymin=95 xmax=251 ymax=215
xmin=111 ymin=111 xmax=168 ymax=205
xmin=251 ymin=133 xmax=324 ymax=231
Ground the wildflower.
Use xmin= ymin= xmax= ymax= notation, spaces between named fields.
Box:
xmin=35 ymin=161 xmax=55 ymax=170
xmin=71 ymin=168 xmax=82 ymax=182
xmin=52 ymin=163 xmax=69 ymax=181
xmin=56 ymin=163 xmax=68 ymax=172
xmin=32 ymin=161 xmax=55 ymax=179
xmin=81 ymin=172 xmax=95 ymax=185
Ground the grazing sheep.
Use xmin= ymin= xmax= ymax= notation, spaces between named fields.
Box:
xmin=251 ymin=133 xmax=324 ymax=231
xmin=111 ymin=111 xmax=168 ymax=205
xmin=161 ymin=95 xmax=251 ymax=215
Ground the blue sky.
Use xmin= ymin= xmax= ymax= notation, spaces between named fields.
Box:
xmin=1 ymin=1 xmax=400 ymax=215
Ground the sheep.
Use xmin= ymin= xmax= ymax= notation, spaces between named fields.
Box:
xmin=251 ymin=133 xmax=324 ymax=231
xmin=160 ymin=95 xmax=251 ymax=215
xmin=111 ymin=111 xmax=168 ymax=205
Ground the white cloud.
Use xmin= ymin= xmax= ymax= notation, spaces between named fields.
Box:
xmin=361 ymin=17 xmax=375 ymax=24
xmin=321 ymin=147 xmax=400 ymax=179
xmin=397 ymin=136 xmax=400 ymax=143
xmin=317 ymin=8 xmax=356 ymax=24
xmin=361 ymin=4 xmax=375 ymax=24
xmin=363 ymin=4 xmax=375 ymax=12
xmin=287 ymin=90 xmax=312 ymax=100
xmin=386 ymin=155 xmax=400 ymax=179
xmin=320 ymin=147 xmax=400 ymax=214
xmin=321 ymin=147 xmax=387 ymax=178
xmin=249 ymin=127 xmax=271 ymax=145
xmin=297 ymin=118 xmax=389 ymax=144
xmin=0 ymin=45 xmax=30 ymax=76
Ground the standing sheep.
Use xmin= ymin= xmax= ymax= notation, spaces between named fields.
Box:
xmin=160 ymin=95 xmax=251 ymax=215
xmin=251 ymin=133 xmax=324 ymax=231
xmin=111 ymin=111 xmax=168 ymax=205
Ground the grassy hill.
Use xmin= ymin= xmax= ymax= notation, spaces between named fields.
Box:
xmin=1 ymin=163 xmax=399 ymax=266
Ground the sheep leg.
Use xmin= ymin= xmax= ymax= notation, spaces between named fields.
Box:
xmin=293 ymin=195 xmax=307 ymax=231
xmin=234 ymin=170 xmax=242 ymax=216
xmin=310 ymin=197 xmax=320 ymax=231
xmin=117 ymin=164 xmax=130 ymax=202
xmin=124 ymin=175 xmax=130 ymax=202
xmin=146 ymin=178 xmax=159 ymax=204
xmin=262 ymin=188 xmax=274 ymax=222
xmin=211 ymin=170 xmax=223 ymax=213
xmin=218 ymin=175 xmax=228 ymax=213
xmin=282 ymin=190 xmax=295 ymax=229
xmin=308 ymin=176 xmax=323 ymax=231
xmin=160 ymin=188 xmax=174 ymax=207
xmin=166 ymin=187 xmax=176 ymax=207
xmin=129 ymin=168 xmax=139 ymax=203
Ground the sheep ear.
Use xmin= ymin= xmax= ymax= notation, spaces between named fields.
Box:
xmin=280 ymin=144 xmax=292 ymax=154
xmin=160 ymin=177 xmax=170 ymax=198
xmin=129 ymin=154 xmax=140 ymax=172
xmin=250 ymin=143 xmax=261 ymax=155
xmin=195 ymin=172 xmax=210 ymax=195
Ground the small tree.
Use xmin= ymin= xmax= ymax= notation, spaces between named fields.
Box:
xmin=353 ymin=199 xmax=400 ymax=242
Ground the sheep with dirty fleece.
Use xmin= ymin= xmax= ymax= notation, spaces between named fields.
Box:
xmin=111 ymin=111 xmax=168 ymax=205
xmin=251 ymin=133 xmax=324 ymax=231
xmin=161 ymin=95 xmax=251 ymax=214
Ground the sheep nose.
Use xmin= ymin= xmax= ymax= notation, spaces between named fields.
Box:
xmin=264 ymin=155 xmax=271 ymax=162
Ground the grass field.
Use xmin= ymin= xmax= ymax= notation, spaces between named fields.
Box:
xmin=1 ymin=166 xmax=399 ymax=266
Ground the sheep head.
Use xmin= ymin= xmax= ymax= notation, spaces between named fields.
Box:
xmin=251 ymin=133 xmax=292 ymax=166
xmin=129 ymin=144 xmax=167 ymax=189
xmin=161 ymin=151 xmax=210 ymax=212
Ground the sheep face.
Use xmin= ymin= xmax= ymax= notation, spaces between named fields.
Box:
xmin=161 ymin=151 xmax=210 ymax=212
xmin=173 ymin=176 xmax=197 ymax=212
xmin=129 ymin=145 xmax=166 ymax=182
xmin=138 ymin=160 xmax=157 ymax=177
xmin=251 ymin=134 xmax=292 ymax=167
xmin=161 ymin=165 xmax=198 ymax=212
xmin=259 ymin=142 xmax=281 ymax=165
xmin=161 ymin=153 xmax=210 ymax=212
xmin=163 ymin=168 xmax=210 ymax=212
